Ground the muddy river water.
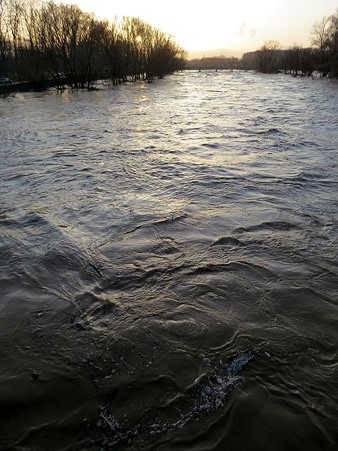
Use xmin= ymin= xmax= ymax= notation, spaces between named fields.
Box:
xmin=0 ymin=71 xmax=338 ymax=450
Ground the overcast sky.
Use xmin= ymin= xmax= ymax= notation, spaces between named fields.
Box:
xmin=71 ymin=0 xmax=338 ymax=54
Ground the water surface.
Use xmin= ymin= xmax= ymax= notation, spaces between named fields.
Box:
xmin=1 ymin=71 xmax=338 ymax=450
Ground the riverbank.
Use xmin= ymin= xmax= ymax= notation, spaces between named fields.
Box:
xmin=0 ymin=79 xmax=61 ymax=96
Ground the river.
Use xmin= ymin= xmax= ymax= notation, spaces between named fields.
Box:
xmin=1 ymin=71 xmax=338 ymax=450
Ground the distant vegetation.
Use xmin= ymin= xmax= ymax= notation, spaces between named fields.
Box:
xmin=189 ymin=9 xmax=338 ymax=78
xmin=185 ymin=57 xmax=238 ymax=71
xmin=0 ymin=0 xmax=185 ymax=90
xmin=239 ymin=42 xmax=317 ymax=76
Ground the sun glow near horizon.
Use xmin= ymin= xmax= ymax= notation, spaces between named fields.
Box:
xmin=71 ymin=0 xmax=338 ymax=55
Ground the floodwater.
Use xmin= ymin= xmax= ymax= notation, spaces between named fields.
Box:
xmin=0 ymin=71 xmax=338 ymax=450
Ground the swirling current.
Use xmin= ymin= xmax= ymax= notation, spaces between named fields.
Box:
xmin=0 ymin=71 xmax=338 ymax=450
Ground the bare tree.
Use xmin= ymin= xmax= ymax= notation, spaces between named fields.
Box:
xmin=0 ymin=0 xmax=186 ymax=89
xmin=258 ymin=40 xmax=281 ymax=73
xmin=328 ymin=10 xmax=338 ymax=76
xmin=0 ymin=0 xmax=11 ymax=75
xmin=311 ymin=16 xmax=332 ymax=75
xmin=311 ymin=11 xmax=338 ymax=77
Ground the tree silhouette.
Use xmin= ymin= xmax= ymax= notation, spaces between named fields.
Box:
xmin=257 ymin=40 xmax=281 ymax=73
xmin=0 ymin=0 xmax=186 ymax=90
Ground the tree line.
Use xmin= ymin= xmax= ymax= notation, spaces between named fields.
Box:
xmin=239 ymin=9 xmax=338 ymax=76
xmin=0 ymin=0 xmax=186 ymax=89
xmin=239 ymin=43 xmax=316 ymax=76
xmin=188 ymin=9 xmax=338 ymax=78
xmin=185 ymin=56 xmax=238 ymax=71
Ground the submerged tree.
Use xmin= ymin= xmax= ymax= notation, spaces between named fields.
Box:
xmin=257 ymin=40 xmax=281 ymax=73
xmin=311 ymin=10 xmax=338 ymax=77
xmin=0 ymin=0 xmax=186 ymax=88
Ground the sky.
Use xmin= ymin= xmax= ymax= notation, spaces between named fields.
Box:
xmin=71 ymin=0 xmax=338 ymax=56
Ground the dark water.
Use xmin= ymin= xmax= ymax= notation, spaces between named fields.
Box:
xmin=1 ymin=71 xmax=338 ymax=450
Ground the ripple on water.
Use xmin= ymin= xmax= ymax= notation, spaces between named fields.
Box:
xmin=1 ymin=71 xmax=338 ymax=450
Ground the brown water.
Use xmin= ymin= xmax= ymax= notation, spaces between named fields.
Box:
xmin=0 ymin=71 xmax=338 ymax=450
